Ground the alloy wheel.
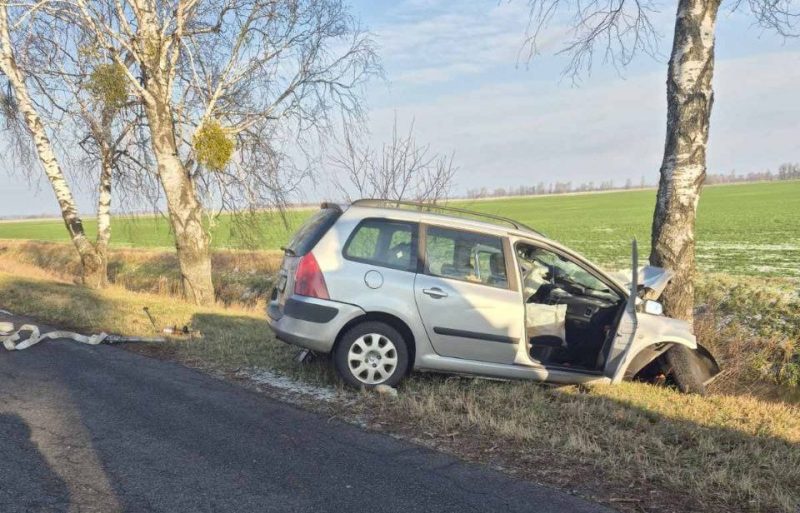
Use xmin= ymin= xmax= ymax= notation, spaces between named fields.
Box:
xmin=347 ymin=333 xmax=398 ymax=385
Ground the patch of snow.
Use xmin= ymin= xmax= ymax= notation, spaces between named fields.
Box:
xmin=754 ymin=265 xmax=788 ymax=274
xmin=237 ymin=368 xmax=337 ymax=402
xmin=699 ymin=242 xmax=800 ymax=252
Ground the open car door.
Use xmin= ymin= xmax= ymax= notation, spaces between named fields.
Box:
xmin=603 ymin=240 xmax=640 ymax=379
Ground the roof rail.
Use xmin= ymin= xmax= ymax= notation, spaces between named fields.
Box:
xmin=350 ymin=199 xmax=544 ymax=236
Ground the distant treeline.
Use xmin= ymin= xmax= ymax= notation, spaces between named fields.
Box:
xmin=705 ymin=162 xmax=800 ymax=184
xmin=465 ymin=162 xmax=800 ymax=199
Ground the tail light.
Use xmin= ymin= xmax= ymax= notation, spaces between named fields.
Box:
xmin=294 ymin=252 xmax=329 ymax=299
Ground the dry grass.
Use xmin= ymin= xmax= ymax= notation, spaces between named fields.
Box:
xmin=695 ymin=274 xmax=800 ymax=394
xmin=366 ymin=378 xmax=800 ymax=513
xmin=1 ymin=249 xmax=799 ymax=513
xmin=0 ymin=240 xmax=283 ymax=307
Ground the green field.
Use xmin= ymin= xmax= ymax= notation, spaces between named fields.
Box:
xmin=1 ymin=181 xmax=798 ymax=277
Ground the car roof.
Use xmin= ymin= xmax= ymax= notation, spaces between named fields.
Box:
xmin=337 ymin=199 xmax=631 ymax=297
xmin=344 ymin=199 xmax=547 ymax=241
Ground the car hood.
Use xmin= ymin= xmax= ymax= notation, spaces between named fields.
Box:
xmin=610 ymin=266 xmax=674 ymax=298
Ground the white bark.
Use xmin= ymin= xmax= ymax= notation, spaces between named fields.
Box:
xmin=0 ymin=4 xmax=105 ymax=287
xmin=144 ymin=98 xmax=215 ymax=305
xmin=650 ymin=0 xmax=721 ymax=322
xmin=88 ymin=0 xmax=214 ymax=304
xmin=65 ymin=0 xmax=376 ymax=303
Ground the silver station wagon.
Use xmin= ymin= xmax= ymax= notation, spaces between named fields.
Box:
xmin=268 ymin=200 xmax=719 ymax=393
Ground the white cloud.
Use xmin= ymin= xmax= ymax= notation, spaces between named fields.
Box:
xmin=365 ymin=50 xmax=800 ymax=192
xmin=393 ymin=62 xmax=484 ymax=85
xmin=373 ymin=1 xmax=541 ymax=85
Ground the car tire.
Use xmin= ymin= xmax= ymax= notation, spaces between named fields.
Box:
xmin=334 ymin=321 xmax=409 ymax=389
xmin=664 ymin=345 xmax=707 ymax=395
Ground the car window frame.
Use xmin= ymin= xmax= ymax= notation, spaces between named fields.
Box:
xmin=286 ymin=207 xmax=342 ymax=256
xmin=420 ymin=223 xmax=517 ymax=291
xmin=342 ymin=217 xmax=419 ymax=272
xmin=512 ymin=238 xmax=624 ymax=300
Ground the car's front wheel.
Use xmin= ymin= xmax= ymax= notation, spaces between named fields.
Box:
xmin=334 ymin=321 xmax=409 ymax=388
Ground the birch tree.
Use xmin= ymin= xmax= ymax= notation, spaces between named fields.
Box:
xmin=520 ymin=0 xmax=799 ymax=321
xmin=0 ymin=4 xmax=109 ymax=287
xmin=330 ymin=117 xmax=457 ymax=204
xmin=58 ymin=55 xmax=140 ymax=288
xmin=56 ymin=0 xmax=378 ymax=305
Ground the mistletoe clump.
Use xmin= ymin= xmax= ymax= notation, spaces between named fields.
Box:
xmin=193 ymin=120 xmax=235 ymax=171
xmin=87 ymin=63 xmax=128 ymax=111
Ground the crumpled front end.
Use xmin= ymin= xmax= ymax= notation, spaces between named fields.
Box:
xmin=610 ymin=265 xmax=674 ymax=298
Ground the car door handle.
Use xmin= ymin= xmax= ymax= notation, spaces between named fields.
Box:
xmin=423 ymin=287 xmax=448 ymax=299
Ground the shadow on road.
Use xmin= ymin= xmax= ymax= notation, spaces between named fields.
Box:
xmin=0 ymin=413 xmax=70 ymax=512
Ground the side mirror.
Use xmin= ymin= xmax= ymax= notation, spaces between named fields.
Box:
xmin=643 ymin=300 xmax=663 ymax=316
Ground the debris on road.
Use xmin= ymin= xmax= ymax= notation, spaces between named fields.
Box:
xmin=294 ymin=348 xmax=315 ymax=364
xmin=144 ymin=306 xmax=200 ymax=338
xmin=1 ymin=322 xmax=107 ymax=351
xmin=0 ymin=315 xmax=166 ymax=351
xmin=374 ymin=384 xmax=398 ymax=398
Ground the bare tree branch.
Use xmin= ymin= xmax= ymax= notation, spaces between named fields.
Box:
xmin=522 ymin=0 xmax=662 ymax=80
xmin=330 ymin=115 xmax=457 ymax=204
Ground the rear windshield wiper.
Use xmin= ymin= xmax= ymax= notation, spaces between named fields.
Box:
xmin=281 ymin=246 xmax=296 ymax=256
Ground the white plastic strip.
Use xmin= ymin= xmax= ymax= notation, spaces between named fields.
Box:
xmin=0 ymin=322 xmax=107 ymax=351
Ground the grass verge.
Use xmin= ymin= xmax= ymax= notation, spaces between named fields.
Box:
xmin=0 ymin=240 xmax=282 ymax=307
xmin=1 ymin=264 xmax=798 ymax=513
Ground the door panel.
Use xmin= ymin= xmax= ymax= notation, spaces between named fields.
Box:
xmin=414 ymin=224 xmax=524 ymax=364
xmin=414 ymin=274 xmax=523 ymax=363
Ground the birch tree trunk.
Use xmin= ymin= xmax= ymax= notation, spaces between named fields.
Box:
xmin=95 ymin=0 xmax=214 ymax=305
xmin=650 ymin=0 xmax=721 ymax=323
xmin=0 ymin=5 xmax=105 ymax=288
xmin=143 ymin=99 xmax=214 ymax=305
xmin=91 ymin=141 xmax=113 ymax=289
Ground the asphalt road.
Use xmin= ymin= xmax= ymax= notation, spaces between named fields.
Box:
xmin=0 ymin=314 xmax=612 ymax=513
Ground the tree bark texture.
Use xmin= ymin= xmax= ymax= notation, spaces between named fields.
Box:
xmin=143 ymin=99 xmax=215 ymax=305
xmin=85 ymin=146 xmax=114 ymax=289
xmin=125 ymin=0 xmax=215 ymax=306
xmin=650 ymin=0 xmax=721 ymax=323
xmin=0 ymin=6 xmax=104 ymax=288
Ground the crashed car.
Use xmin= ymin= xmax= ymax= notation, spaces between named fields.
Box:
xmin=267 ymin=200 xmax=720 ymax=393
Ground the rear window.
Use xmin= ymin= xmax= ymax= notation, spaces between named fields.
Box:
xmin=286 ymin=208 xmax=341 ymax=256
xmin=343 ymin=219 xmax=418 ymax=271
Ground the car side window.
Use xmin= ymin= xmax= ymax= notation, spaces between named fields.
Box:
xmin=343 ymin=219 xmax=418 ymax=271
xmin=425 ymin=226 xmax=508 ymax=288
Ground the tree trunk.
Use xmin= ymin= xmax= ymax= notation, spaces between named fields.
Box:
xmin=86 ymin=146 xmax=114 ymax=289
xmin=143 ymin=99 xmax=215 ymax=305
xmin=650 ymin=0 xmax=721 ymax=323
xmin=0 ymin=6 xmax=104 ymax=288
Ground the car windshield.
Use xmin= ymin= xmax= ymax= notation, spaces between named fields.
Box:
xmin=518 ymin=245 xmax=617 ymax=300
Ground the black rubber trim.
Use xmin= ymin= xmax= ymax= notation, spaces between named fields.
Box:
xmin=284 ymin=298 xmax=338 ymax=323
xmin=433 ymin=327 xmax=517 ymax=344
xmin=267 ymin=302 xmax=283 ymax=321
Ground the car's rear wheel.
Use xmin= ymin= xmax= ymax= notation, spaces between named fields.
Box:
xmin=334 ymin=322 xmax=409 ymax=388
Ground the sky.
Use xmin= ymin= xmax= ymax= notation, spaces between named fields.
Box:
xmin=1 ymin=0 xmax=799 ymax=217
